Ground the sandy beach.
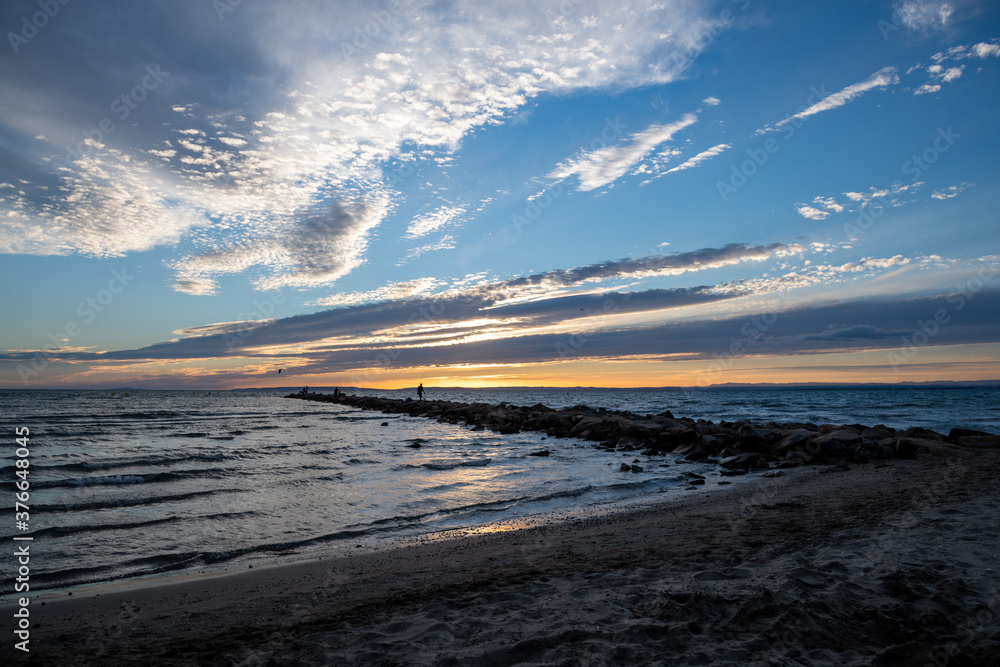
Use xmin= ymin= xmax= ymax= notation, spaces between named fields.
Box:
xmin=10 ymin=447 xmax=999 ymax=666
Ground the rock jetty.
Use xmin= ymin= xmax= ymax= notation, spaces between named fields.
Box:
xmin=286 ymin=391 xmax=999 ymax=471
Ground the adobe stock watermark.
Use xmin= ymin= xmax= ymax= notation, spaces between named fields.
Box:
xmin=18 ymin=268 xmax=134 ymax=384
xmin=339 ymin=2 xmax=405 ymax=61
xmin=54 ymin=64 xmax=170 ymax=169
xmin=223 ymin=292 xmax=287 ymax=352
xmin=887 ymin=257 xmax=998 ymax=370
xmin=213 ymin=0 xmax=243 ymax=21
xmin=7 ymin=0 xmax=71 ymax=54
xmin=844 ymin=126 xmax=960 ymax=241
xmin=543 ymin=0 xmax=587 ymax=23
xmin=512 ymin=116 xmax=627 ymax=234
xmin=717 ymin=84 xmax=830 ymax=202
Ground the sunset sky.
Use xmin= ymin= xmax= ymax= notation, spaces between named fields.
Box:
xmin=1 ymin=0 xmax=998 ymax=389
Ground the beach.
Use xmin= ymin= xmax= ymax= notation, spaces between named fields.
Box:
xmin=14 ymin=448 xmax=1000 ymax=666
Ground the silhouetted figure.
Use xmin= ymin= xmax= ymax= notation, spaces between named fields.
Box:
xmin=278 ymin=368 xmax=283 ymax=374
xmin=333 ymin=387 xmax=340 ymax=398
xmin=417 ymin=383 xmax=424 ymax=401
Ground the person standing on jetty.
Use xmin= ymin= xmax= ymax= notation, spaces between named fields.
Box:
xmin=417 ymin=383 xmax=424 ymax=401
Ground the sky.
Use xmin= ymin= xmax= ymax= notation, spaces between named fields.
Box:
xmin=0 ymin=0 xmax=998 ymax=390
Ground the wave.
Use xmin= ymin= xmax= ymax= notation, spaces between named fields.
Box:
xmin=19 ymin=451 xmax=234 ymax=476
xmin=35 ymin=466 xmax=236 ymax=489
xmin=418 ymin=458 xmax=492 ymax=471
xmin=6 ymin=510 xmax=261 ymax=541
xmin=33 ymin=488 xmax=245 ymax=513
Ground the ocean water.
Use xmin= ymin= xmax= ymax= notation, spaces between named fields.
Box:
xmin=1 ymin=387 xmax=996 ymax=593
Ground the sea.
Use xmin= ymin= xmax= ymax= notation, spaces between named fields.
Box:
xmin=2 ymin=386 xmax=997 ymax=594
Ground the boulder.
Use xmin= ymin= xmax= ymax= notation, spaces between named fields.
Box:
xmin=956 ymin=435 xmax=1000 ymax=449
xmin=673 ymin=441 xmax=708 ymax=461
xmin=948 ymin=427 xmax=992 ymax=440
xmin=772 ymin=429 xmax=815 ymax=455
xmin=719 ymin=452 xmax=769 ymax=470
xmin=895 ymin=437 xmax=962 ymax=458
xmin=528 ymin=450 xmax=550 ymax=457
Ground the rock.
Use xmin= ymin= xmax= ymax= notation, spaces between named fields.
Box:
xmin=956 ymin=435 xmax=1000 ymax=449
xmin=773 ymin=429 xmax=815 ymax=455
xmin=380 ymin=422 xmax=389 ymax=426
xmin=617 ymin=436 xmax=642 ymax=451
xmin=896 ymin=437 xmax=963 ymax=458
xmin=861 ymin=426 xmax=895 ymax=440
xmin=719 ymin=452 xmax=768 ymax=470
xmin=630 ymin=464 xmax=644 ymax=473
xmin=813 ymin=430 xmax=862 ymax=447
xmin=737 ymin=424 xmax=770 ymax=451
xmin=949 ymin=427 xmax=992 ymax=441
xmin=673 ymin=442 xmax=709 ymax=461
xmin=653 ymin=427 xmax=698 ymax=452
xmin=717 ymin=480 xmax=731 ymax=485
xmin=619 ymin=463 xmax=632 ymax=472
xmin=877 ymin=445 xmax=896 ymax=460
xmin=821 ymin=461 xmax=851 ymax=474
xmin=761 ymin=470 xmax=784 ymax=478
xmin=894 ymin=438 xmax=919 ymax=459
xmin=688 ymin=478 xmax=704 ymax=485
xmin=528 ymin=450 xmax=550 ymax=457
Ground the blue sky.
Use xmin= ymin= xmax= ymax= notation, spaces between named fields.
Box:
xmin=0 ymin=0 xmax=998 ymax=388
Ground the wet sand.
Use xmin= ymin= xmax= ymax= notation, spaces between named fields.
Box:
xmin=10 ymin=449 xmax=1000 ymax=666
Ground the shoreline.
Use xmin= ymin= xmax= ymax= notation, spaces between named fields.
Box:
xmin=12 ymin=451 xmax=1000 ymax=665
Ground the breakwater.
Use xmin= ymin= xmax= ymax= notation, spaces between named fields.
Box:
xmin=287 ymin=391 xmax=999 ymax=470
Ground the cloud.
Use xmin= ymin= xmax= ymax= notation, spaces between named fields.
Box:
xmin=929 ymin=39 xmax=1000 ymax=63
xmin=661 ymin=143 xmax=730 ymax=177
xmin=772 ymin=67 xmax=899 ymax=128
xmin=312 ymin=277 xmax=446 ymax=308
xmin=912 ymin=39 xmax=1000 ymax=94
xmin=171 ymin=193 xmax=390 ymax=294
xmin=405 ymin=205 xmax=466 ymax=240
xmin=0 ymin=1 xmax=721 ymax=292
xmin=398 ymin=235 xmax=458 ymax=264
xmin=702 ymin=96 xmax=721 ymax=106
xmin=799 ymin=182 xmax=927 ymax=219
xmin=796 ymin=205 xmax=830 ymax=221
xmin=548 ymin=113 xmax=698 ymax=191
xmin=932 ymin=182 xmax=974 ymax=199
xmin=893 ymin=1 xmax=954 ymax=31
xmin=914 ymin=63 xmax=964 ymax=94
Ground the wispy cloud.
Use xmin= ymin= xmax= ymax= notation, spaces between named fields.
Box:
xmin=405 ymin=205 xmax=466 ymax=240
xmin=771 ymin=67 xmax=899 ymax=129
xmin=932 ymin=182 xmax=974 ymax=199
xmin=398 ymin=235 xmax=457 ymax=264
xmin=549 ymin=113 xmax=698 ymax=191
